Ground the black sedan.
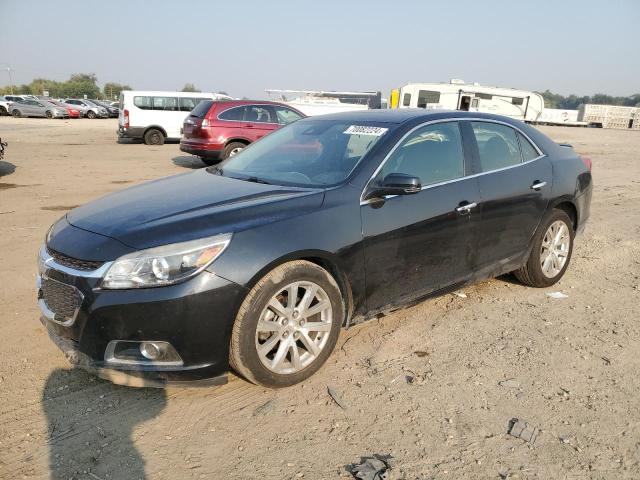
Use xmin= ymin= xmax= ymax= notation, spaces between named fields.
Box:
xmin=38 ymin=110 xmax=593 ymax=388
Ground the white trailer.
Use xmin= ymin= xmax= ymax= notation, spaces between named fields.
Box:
xmin=534 ymin=108 xmax=587 ymax=127
xmin=265 ymin=89 xmax=381 ymax=116
xmin=390 ymin=80 xmax=544 ymax=122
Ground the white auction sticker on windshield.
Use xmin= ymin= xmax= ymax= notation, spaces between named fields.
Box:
xmin=343 ymin=125 xmax=388 ymax=136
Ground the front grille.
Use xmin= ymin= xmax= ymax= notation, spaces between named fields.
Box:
xmin=40 ymin=278 xmax=80 ymax=321
xmin=47 ymin=247 xmax=103 ymax=271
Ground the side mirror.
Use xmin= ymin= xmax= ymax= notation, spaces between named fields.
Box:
xmin=365 ymin=173 xmax=422 ymax=200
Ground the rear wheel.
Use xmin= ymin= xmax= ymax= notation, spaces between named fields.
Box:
xmin=0 ymin=106 xmax=7 ymax=115
xmin=514 ymin=209 xmax=574 ymax=287
xmin=223 ymin=141 xmax=247 ymax=159
xmin=230 ymin=261 xmax=344 ymax=388
xmin=45 ymin=110 xmax=53 ymax=119
xmin=144 ymin=128 xmax=165 ymax=146
xmin=87 ymin=110 xmax=96 ymax=119
xmin=12 ymin=109 xmax=21 ymax=118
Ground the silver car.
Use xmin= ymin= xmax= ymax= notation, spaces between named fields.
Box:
xmin=10 ymin=99 xmax=69 ymax=119
xmin=64 ymin=99 xmax=109 ymax=119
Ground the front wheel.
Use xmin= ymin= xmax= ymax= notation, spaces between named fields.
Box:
xmin=230 ymin=261 xmax=344 ymax=388
xmin=87 ymin=110 xmax=96 ymax=119
xmin=12 ymin=109 xmax=21 ymax=118
xmin=514 ymin=209 xmax=574 ymax=287
xmin=0 ymin=106 xmax=7 ymax=116
xmin=45 ymin=110 xmax=53 ymax=119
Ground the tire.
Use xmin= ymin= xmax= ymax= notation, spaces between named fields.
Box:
xmin=0 ymin=106 xmax=6 ymax=116
xmin=230 ymin=260 xmax=344 ymax=388
xmin=223 ymin=141 xmax=247 ymax=159
xmin=87 ymin=110 xmax=96 ymax=119
xmin=144 ymin=128 xmax=165 ymax=146
xmin=45 ymin=110 xmax=53 ymax=119
xmin=12 ymin=109 xmax=21 ymax=118
xmin=200 ymin=156 xmax=219 ymax=166
xmin=514 ymin=209 xmax=574 ymax=288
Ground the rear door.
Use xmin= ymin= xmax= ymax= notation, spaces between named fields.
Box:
xmin=361 ymin=120 xmax=481 ymax=311
xmin=243 ymin=105 xmax=278 ymax=141
xmin=470 ymin=121 xmax=552 ymax=272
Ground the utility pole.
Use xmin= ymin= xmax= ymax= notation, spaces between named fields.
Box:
xmin=7 ymin=67 xmax=14 ymax=94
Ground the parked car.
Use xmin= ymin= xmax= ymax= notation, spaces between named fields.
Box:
xmin=91 ymin=99 xmax=119 ymax=118
xmin=38 ymin=110 xmax=592 ymax=388
xmin=0 ymin=96 xmax=13 ymax=115
xmin=64 ymin=99 xmax=108 ymax=119
xmin=180 ymin=100 xmax=305 ymax=165
xmin=118 ymin=90 xmax=232 ymax=145
xmin=46 ymin=100 xmax=81 ymax=118
xmin=10 ymin=99 xmax=69 ymax=118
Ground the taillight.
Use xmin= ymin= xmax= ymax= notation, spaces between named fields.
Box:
xmin=123 ymin=109 xmax=129 ymax=129
xmin=202 ymin=118 xmax=209 ymax=128
xmin=580 ymin=156 xmax=592 ymax=171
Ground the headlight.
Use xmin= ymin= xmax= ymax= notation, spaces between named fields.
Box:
xmin=102 ymin=233 xmax=231 ymax=289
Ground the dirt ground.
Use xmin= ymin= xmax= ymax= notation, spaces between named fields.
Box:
xmin=0 ymin=117 xmax=638 ymax=480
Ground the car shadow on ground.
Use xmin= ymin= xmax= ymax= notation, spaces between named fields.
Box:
xmin=0 ymin=160 xmax=16 ymax=177
xmin=172 ymin=155 xmax=207 ymax=169
xmin=43 ymin=368 xmax=166 ymax=480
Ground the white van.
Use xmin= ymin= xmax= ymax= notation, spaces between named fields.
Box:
xmin=118 ymin=90 xmax=231 ymax=145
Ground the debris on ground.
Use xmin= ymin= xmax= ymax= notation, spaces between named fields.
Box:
xmin=507 ymin=418 xmax=539 ymax=444
xmin=327 ymin=386 xmax=348 ymax=410
xmin=252 ymin=399 xmax=275 ymax=417
xmin=349 ymin=454 xmax=393 ymax=480
xmin=452 ymin=291 xmax=467 ymax=298
xmin=546 ymin=291 xmax=569 ymax=299
xmin=498 ymin=378 xmax=520 ymax=388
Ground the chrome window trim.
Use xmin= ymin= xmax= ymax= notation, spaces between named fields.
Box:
xmin=216 ymin=104 xmax=279 ymax=125
xmin=359 ymin=117 xmax=545 ymax=205
xmin=39 ymin=245 xmax=113 ymax=279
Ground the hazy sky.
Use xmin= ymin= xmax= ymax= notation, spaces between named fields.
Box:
xmin=1 ymin=0 xmax=638 ymax=98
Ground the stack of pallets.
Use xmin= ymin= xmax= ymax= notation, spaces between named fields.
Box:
xmin=578 ymin=104 xmax=639 ymax=129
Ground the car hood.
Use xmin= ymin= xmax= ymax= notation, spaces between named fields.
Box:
xmin=66 ymin=169 xmax=325 ymax=250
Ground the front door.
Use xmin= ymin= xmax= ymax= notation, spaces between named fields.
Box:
xmin=361 ymin=120 xmax=481 ymax=312
xmin=469 ymin=121 xmax=552 ymax=272
xmin=459 ymin=95 xmax=472 ymax=111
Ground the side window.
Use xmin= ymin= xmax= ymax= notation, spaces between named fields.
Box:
xmin=218 ymin=106 xmax=245 ymax=121
xmin=471 ymin=122 xmax=522 ymax=172
xmin=152 ymin=97 xmax=178 ymax=111
xmin=402 ymin=93 xmax=411 ymax=107
xmin=133 ymin=96 xmax=152 ymax=110
xmin=179 ymin=97 xmax=198 ymax=112
xmin=518 ymin=132 xmax=540 ymax=161
xmin=380 ymin=122 xmax=464 ymax=186
xmin=274 ymin=106 xmax=303 ymax=125
xmin=417 ymin=90 xmax=440 ymax=108
xmin=245 ymin=105 xmax=275 ymax=123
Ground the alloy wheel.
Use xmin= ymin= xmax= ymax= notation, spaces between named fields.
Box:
xmin=255 ymin=281 xmax=332 ymax=374
xmin=540 ymin=220 xmax=570 ymax=278
xmin=229 ymin=146 xmax=243 ymax=157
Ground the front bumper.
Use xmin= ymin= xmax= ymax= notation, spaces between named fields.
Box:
xmin=37 ymin=242 xmax=248 ymax=387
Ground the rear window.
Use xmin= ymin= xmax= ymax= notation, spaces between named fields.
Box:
xmin=189 ymin=100 xmax=214 ymax=118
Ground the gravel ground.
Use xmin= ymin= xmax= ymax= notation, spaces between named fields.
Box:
xmin=0 ymin=117 xmax=638 ymax=480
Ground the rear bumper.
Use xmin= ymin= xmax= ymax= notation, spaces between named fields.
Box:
xmin=118 ymin=126 xmax=145 ymax=139
xmin=180 ymin=141 xmax=223 ymax=160
xmin=575 ymin=182 xmax=593 ymax=235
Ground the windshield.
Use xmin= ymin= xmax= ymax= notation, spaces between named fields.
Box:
xmin=216 ymin=119 xmax=391 ymax=187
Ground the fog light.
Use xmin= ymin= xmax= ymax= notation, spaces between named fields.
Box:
xmin=140 ymin=342 xmax=161 ymax=360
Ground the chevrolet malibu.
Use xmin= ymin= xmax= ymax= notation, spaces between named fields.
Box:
xmin=38 ymin=110 xmax=592 ymax=388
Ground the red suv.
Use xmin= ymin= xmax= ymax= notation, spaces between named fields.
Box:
xmin=180 ymin=100 xmax=305 ymax=165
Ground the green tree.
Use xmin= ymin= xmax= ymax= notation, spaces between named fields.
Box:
xmin=181 ymin=83 xmax=200 ymax=92
xmin=103 ymin=82 xmax=132 ymax=100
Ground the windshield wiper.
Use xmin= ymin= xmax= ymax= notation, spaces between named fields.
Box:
xmin=245 ymin=176 xmax=272 ymax=185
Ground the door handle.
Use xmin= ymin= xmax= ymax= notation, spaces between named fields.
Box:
xmin=530 ymin=181 xmax=547 ymax=190
xmin=456 ymin=202 xmax=477 ymax=214
xmin=244 ymin=124 xmax=254 ymax=128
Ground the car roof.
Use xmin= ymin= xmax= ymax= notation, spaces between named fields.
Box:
xmin=213 ymin=99 xmax=293 ymax=107
xmin=308 ymin=109 xmax=527 ymax=125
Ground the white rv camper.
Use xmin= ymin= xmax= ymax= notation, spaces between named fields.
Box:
xmin=390 ymin=80 xmax=544 ymax=122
